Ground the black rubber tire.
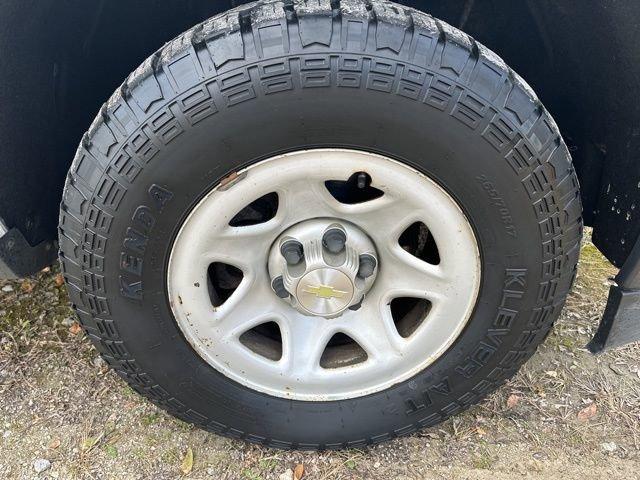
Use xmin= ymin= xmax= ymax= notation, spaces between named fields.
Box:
xmin=58 ymin=0 xmax=582 ymax=450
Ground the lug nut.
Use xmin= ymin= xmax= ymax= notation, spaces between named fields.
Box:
xmin=271 ymin=276 xmax=289 ymax=298
xmin=322 ymin=226 xmax=347 ymax=254
xmin=356 ymin=172 xmax=370 ymax=189
xmin=358 ymin=254 xmax=377 ymax=279
xmin=280 ymin=240 xmax=304 ymax=265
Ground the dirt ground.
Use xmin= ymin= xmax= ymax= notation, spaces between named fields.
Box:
xmin=1 ymin=233 xmax=639 ymax=480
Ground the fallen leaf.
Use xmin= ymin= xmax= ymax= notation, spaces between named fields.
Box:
xmin=54 ymin=274 xmax=65 ymax=287
xmin=20 ymin=280 xmax=34 ymax=293
xmin=48 ymin=438 xmax=61 ymax=449
xmin=507 ymin=394 xmax=520 ymax=409
xmin=577 ymin=402 xmax=597 ymax=422
xmin=69 ymin=322 xmax=82 ymax=335
xmin=180 ymin=447 xmax=194 ymax=475
xmin=293 ymin=464 xmax=304 ymax=480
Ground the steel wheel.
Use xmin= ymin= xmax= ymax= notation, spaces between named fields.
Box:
xmin=167 ymin=149 xmax=481 ymax=401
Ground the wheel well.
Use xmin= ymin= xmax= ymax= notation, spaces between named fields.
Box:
xmin=0 ymin=0 xmax=636 ymax=272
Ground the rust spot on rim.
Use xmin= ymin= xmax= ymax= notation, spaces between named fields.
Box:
xmin=219 ymin=171 xmax=247 ymax=191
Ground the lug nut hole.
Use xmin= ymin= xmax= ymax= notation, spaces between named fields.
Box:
xmin=358 ymin=254 xmax=377 ymax=279
xmin=271 ymin=276 xmax=289 ymax=298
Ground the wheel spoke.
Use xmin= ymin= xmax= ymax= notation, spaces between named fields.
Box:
xmin=280 ymin=314 xmax=335 ymax=380
xmin=278 ymin=178 xmax=340 ymax=223
xmin=339 ymin=195 xmax=418 ymax=239
xmin=336 ymin=304 xmax=405 ymax=361
xmin=212 ymin=270 xmax=285 ymax=340
xmin=374 ymin=245 xmax=451 ymax=303
xmin=198 ymin=220 xmax=282 ymax=273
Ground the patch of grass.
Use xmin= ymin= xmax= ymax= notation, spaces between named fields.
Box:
xmin=242 ymin=468 xmax=263 ymax=480
xmin=172 ymin=418 xmax=195 ymax=432
xmin=161 ymin=446 xmax=180 ymax=463
xmin=258 ymin=458 xmax=280 ymax=470
xmin=473 ymin=449 xmax=494 ymax=470
xmin=121 ymin=386 xmax=138 ymax=398
xmin=104 ymin=444 xmax=118 ymax=459
xmin=345 ymin=459 xmax=357 ymax=469
xmin=141 ymin=412 xmax=161 ymax=426
xmin=131 ymin=447 xmax=147 ymax=459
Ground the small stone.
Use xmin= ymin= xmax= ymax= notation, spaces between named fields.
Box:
xmin=33 ymin=459 xmax=51 ymax=473
xmin=601 ymin=441 xmax=618 ymax=453
xmin=1 ymin=285 xmax=13 ymax=293
xmin=278 ymin=472 xmax=293 ymax=480
xmin=92 ymin=356 xmax=107 ymax=369
xmin=61 ymin=318 xmax=75 ymax=327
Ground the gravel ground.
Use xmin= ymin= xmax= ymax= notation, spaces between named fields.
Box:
xmin=1 ymin=233 xmax=639 ymax=479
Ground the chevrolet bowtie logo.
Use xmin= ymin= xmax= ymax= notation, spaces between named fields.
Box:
xmin=302 ymin=284 xmax=348 ymax=300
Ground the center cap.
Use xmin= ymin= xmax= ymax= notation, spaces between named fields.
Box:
xmin=268 ymin=218 xmax=379 ymax=318
xmin=297 ymin=268 xmax=355 ymax=316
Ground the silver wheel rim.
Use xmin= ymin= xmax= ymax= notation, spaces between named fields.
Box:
xmin=167 ymin=149 xmax=481 ymax=401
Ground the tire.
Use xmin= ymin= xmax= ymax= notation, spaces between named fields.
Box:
xmin=58 ymin=0 xmax=582 ymax=449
